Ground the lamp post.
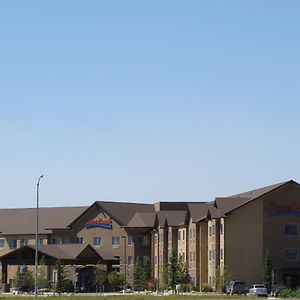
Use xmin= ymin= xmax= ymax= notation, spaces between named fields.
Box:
xmin=121 ymin=236 xmax=127 ymax=292
xmin=35 ymin=175 xmax=43 ymax=297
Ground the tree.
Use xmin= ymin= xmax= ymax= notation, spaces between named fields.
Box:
xmin=216 ymin=266 xmax=231 ymax=292
xmin=107 ymin=271 xmax=120 ymax=292
xmin=168 ymin=249 xmax=180 ymax=290
xmin=13 ymin=265 xmax=23 ymax=292
xmin=94 ymin=265 xmax=107 ymax=293
xmin=142 ymin=256 xmax=152 ymax=284
xmin=133 ymin=257 xmax=144 ymax=291
xmin=168 ymin=249 xmax=191 ymax=291
xmin=54 ymin=259 xmax=67 ymax=294
xmin=37 ymin=256 xmax=48 ymax=289
xmin=263 ymin=250 xmax=273 ymax=292
xmin=22 ymin=267 xmax=34 ymax=292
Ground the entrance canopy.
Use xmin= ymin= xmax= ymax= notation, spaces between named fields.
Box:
xmin=0 ymin=244 xmax=119 ymax=266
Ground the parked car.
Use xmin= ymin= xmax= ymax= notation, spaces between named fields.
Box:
xmin=226 ymin=280 xmax=247 ymax=295
xmin=271 ymin=284 xmax=286 ymax=297
xmin=248 ymin=284 xmax=268 ymax=297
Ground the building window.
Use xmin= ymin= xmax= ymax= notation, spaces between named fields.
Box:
xmin=193 ymin=251 xmax=196 ymax=262
xmin=220 ymin=248 xmax=223 ymax=260
xmin=212 ymin=225 xmax=215 ymax=236
xmin=52 ymin=270 xmax=58 ymax=283
xmin=285 ymin=248 xmax=298 ymax=261
xmin=8 ymin=239 xmax=17 ymax=249
xmin=76 ymin=237 xmax=84 ymax=244
xmin=284 ymin=224 xmax=298 ymax=235
xmin=128 ymin=235 xmax=133 ymax=246
xmin=209 ymin=250 xmax=212 ymax=261
xmin=209 ymin=226 xmax=212 ymax=237
xmin=0 ymin=239 xmax=5 ymax=248
xmin=52 ymin=238 xmax=61 ymax=245
xmin=189 ymin=251 xmax=192 ymax=262
xmin=178 ymin=231 xmax=181 ymax=241
xmin=94 ymin=236 xmax=102 ymax=246
xmin=193 ymin=228 xmax=196 ymax=238
xmin=20 ymin=239 xmax=28 ymax=246
xmin=220 ymin=223 xmax=223 ymax=235
xmin=38 ymin=238 xmax=43 ymax=245
xmin=138 ymin=236 xmax=150 ymax=246
xmin=128 ymin=256 xmax=133 ymax=265
xmin=182 ymin=230 xmax=185 ymax=241
xmin=189 ymin=228 xmax=193 ymax=239
xmin=62 ymin=237 xmax=70 ymax=244
xmin=112 ymin=236 xmax=120 ymax=247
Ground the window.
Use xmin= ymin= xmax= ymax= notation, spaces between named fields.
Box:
xmin=128 ymin=256 xmax=133 ymax=265
xmin=52 ymin=270 xmax=58 ymax=283
xmin=20 ymin=239 xmax=28 ymax=246
xmin=209 ymin=226 xmax=212 ymax=237
xmin=189 ymin=228 xmax=193 ymax=239
xmin=285 ymin=224 xmax=298 ymax=235
xmin=220 ymin=248 xmax=223 ymax=260
xmin=128 ymin=235 xmax=133 ymax=246
xmin=220 ymin=223 xmax=223 ymax=235
xmin=8 ymin=239 xmax=17 ymax=249
xmin=209 ymin=250 xmax=212 ymax=261
xmin=38 ymin=238 xmax=43 ymax=245
xmin=0 ymin=239 xmax=5 ymax=248
xmin=285 ymin=248 xmax=298 ymax=261
xmin=189 ymin=251 xmax=192 ymax=262
xmin=182 ymin=230 xmax=185 ymax=241
xmin=112 ymin=236 xmax=120 ymax=246
xmin=76 ymin=237 xmax=84 ymax=244
xmin=51 ymin=238 xmax=61 ymax=244
xmin=193 ymin=251 xmax=196 ymax=262
xmin=178 ymin=231 xmax=181 ymax=241
xmin=193 ymin=228 xmax=196 ymax=238
xmin=212 ymin=225 xmax=215 ymax=236
xmin=138 ymin=236 xmax=150 ymax=246
xmin=94 ymin=236 xmax=102 ymax=246
xmin=62 ymin=237 xmax=70 ymax=244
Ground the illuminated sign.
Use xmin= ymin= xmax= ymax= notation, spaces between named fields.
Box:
xmin=265 ymin=202 xmax=300 ymax=217
xmin=85 ymin=218 xmax=113 ymax=229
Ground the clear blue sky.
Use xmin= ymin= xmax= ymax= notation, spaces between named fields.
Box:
xmin=1 ymin=1 xmax=299 ymax=208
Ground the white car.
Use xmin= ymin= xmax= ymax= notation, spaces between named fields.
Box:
xmin=248 ymin=284 xmax=268 ymax=297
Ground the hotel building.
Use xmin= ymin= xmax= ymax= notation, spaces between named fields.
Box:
xmin=1 ymin=180 xmax=300 ymax=291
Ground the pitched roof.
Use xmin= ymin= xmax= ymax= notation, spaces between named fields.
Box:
xmin=0 ymin=206 xmax=88 ymax=235
xmin=96 ymin=201 xmax=155 ymax=226
xmin=126 ymin=212 xmax=156 ymax=228
xmin=215 ymin=181 xmax=292 ymax=216
xmin=157 ymin=210 xmax=187 ymax=228
xmin=0 ymin=244 xmax=118 ymax=262
xmin=188 ymin=203 xmax=210 ymax=222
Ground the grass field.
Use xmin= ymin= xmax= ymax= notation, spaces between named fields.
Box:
xmin=0 ymin=295 xmax=260 ymax=300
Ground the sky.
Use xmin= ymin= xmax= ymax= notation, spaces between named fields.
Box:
xmin=0 ymin=1 xmax=300 ymax=208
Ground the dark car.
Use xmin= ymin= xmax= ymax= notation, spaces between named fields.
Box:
xmin=226 ymin=280 xmax=247 ymax=295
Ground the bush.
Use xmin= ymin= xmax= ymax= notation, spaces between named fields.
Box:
xmin=201 ymin=283 xmax=213 ymax=292
xmin=278 ymin=288 xmax=300 ymax=298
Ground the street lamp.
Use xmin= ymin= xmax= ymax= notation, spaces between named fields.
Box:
xmin=35 ymin=175 xmax=43 ymax=297
xmin=121 ymin=236 xmax=127 ymax=292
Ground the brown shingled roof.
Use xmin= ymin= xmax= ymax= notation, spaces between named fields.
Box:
xmin=96 ymin=201 xmax=155 ymax=226
xmin=188 ymin=203 xmax=211 ymax=222
xmin=215 ymin=180 xmax=293 ymax=216
xmin=126 ymin=212 xmax=156 ymax=228
xmin=0 ymin=206 xmax=88 ymax=235
xmin=156 ymin=210 xmax=187 ymax=228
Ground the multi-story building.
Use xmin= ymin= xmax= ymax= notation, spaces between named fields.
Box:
xmin=1 ymin=180 xmax=300 ymax=291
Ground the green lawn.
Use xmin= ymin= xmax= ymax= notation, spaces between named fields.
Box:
xmin=0 ymin=295 xmax=259 ymax=300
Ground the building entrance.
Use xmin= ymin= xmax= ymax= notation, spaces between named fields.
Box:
xmin=77 ymin=266 xmax=96 ymax=292
xmin=284 ymin=274 xmax=299 ymax=289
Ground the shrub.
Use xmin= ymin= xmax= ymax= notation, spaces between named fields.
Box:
xmin=201 ymin=283 xmax=213 ymax=292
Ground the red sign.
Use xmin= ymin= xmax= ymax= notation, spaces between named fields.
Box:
xmin=85 ymin=218 xmax=113 ymax=229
